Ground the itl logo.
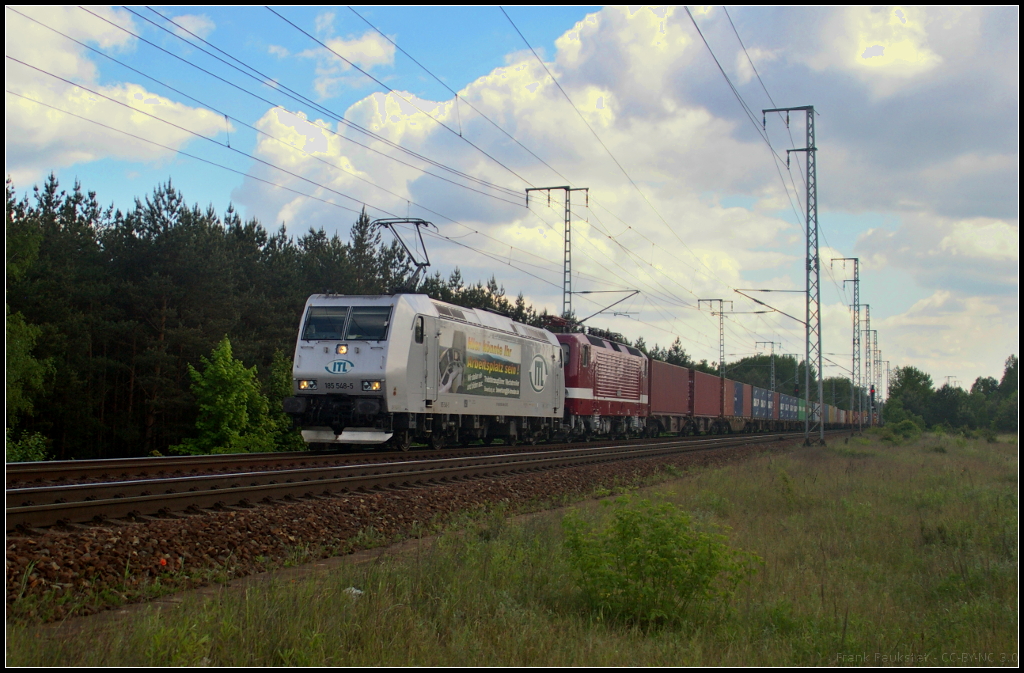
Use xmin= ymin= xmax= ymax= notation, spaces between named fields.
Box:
xmin=325 ymin=359 xmax=354 ymax=374
xmin=529 ymin=354 xmax=548 ymax=393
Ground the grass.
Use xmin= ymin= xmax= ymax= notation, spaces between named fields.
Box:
xmin=7 ymin=431 xmax=1018 ymax=666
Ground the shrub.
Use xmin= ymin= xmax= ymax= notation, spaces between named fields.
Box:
xmin=170 ymin=337 xmax=276 ymax=455
xmin=562 ymin=496 xmax=761 ymax=627
xmin=876 ymin=419 xmax=924 ymax=445
xmin=5 ymin=429 xmax=49 ymax=462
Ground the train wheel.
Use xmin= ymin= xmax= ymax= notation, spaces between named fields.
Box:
xmin=481 ymin=436 xmax=494 ymax=446
xmin=430 ymin=432 xmax=446 ymax=451
xmin=507 ymin=434 xmax=519 ymax=447
xmin=392 ymin=431 xmax=412 ymax=452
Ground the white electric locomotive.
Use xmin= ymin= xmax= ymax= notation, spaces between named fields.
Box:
xmin=283 ymin=293 xmax=565 ymax=450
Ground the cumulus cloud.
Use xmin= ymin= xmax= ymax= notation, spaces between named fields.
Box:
xmin=169 ymin=13 xmax=215 ymax=40
xmin=1 ymin=5 xmax=1014 ymax=380
xmin=856 ymin=214 xmax=1018 ymax=296
xmin=290 ymin=12 xmax=396 ymax=99
xmin=810 ymin=6 xmax=942 ymax=95
xmin=5 ymin=6 xmax=228 ymax=186
xmin=879 ymin=291 xmax=1018 ymax=383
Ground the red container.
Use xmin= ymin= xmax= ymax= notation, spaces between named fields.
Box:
xmin=649 ymin=360 xmax=689 ymax=415
xmin=772 ymin=391 xmax=781 ymax=420
xmin=742 ymin=383 xmax=753 ymax=418
xmin=692 ymin=370 xmax=722 ymax=417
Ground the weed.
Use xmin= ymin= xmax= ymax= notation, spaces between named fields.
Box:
xmin=562 ymin=496 xmax=761 ymax=627
xmin=693 ymin=490 xmax=731 ymax=517
xmin=663 ymin=464 xmax=684 ymax=479
xmin=776 ymin=468 xmax=798 ymax=508
xmin=833 ymin=447 xmax=876 ymax=459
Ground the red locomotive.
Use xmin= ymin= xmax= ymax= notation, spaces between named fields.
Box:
xmin=556 ymin=331 xmax=650 ymax=438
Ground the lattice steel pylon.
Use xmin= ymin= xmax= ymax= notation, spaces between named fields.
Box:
xmin=526 ymin=186 xmax=588 ymax=318
xmin=765 ymin=105 xmax=824 ymax=444
xmin=831 ymin=258 xmax=860 ymax=431
xmin=863 ymin=305 xmax=871 ymax=427
xmin=756 ymin=341 xmax=782 ymax=392
xmin=866 ymin=329 xmax=878 ymax=427
xmin=699 ymin=299 xmax=733 ymax=377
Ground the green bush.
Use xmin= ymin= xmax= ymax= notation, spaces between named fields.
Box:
xmin=880 ymin=419 xmax=923 ymax=445
xmin=5 ymin=429 xmax=49 ymax=462
xmin=170 ymin=337 xmax=276 ymax=455
xmin=562 ymin=497 xmax=761 ymax=627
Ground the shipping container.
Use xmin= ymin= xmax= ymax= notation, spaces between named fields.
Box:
xmin=742 ymin=383 xmax=753 ymax=418
xmin=730 ymin=380 xmax=744 ymax=417
xmin=692 ymin=370 xmax=722 ymax=417
xmin=649 ymin=359 xmax=689 ymax=415
xmin=772 ymin=391 xmax=780 ymax=421
xmin=779 ymin=393 xmax=798 ymax=421
xmin=798 ymin=398 xmax=807 ymax=422
xmin=752 ymin=386 xmax=771 ymax=419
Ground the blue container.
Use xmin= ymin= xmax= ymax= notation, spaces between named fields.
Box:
xmin=779 ymin=394 xmax=798 ymax=421
xmin=752 ymin=387 xmax=770 ymax=419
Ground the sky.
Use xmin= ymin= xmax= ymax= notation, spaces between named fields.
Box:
xmin=5 ymin=5 xmax=1019 ymax=396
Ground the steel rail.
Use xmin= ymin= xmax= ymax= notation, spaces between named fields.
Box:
xmin=6 ymin=433 xmax=804 ymax=531
xmin=4 ymin=433 xmax=729 ymax=487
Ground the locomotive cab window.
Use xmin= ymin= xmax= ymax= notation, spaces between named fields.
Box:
xmin=560 ymin=343 xmax=570 ymax=366
xmin=346 ymin=306 xmax=393 ymax=341
xmin=302 ymin=306 xmax=350 ymax=341
xmin=414 ymin=316 xmax=425 ymax=344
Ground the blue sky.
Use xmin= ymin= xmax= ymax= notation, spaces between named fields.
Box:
xmin=6 ymin=6 xmax=1019 ymax=390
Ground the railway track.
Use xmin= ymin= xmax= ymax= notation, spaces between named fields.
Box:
xmin=7 ymin=432 xmax=831 ymax=532
xmin=5 ymin=435 xmax=683 ymax=488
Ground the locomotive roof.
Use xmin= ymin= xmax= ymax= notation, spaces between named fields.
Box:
xmin=557 ymin=330 xmax=646 ymax=358
xmin=305 ymin=293 xmax=557 ymax=346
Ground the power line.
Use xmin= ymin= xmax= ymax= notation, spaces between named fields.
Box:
xmin=139 ymin=5 xmax=526 ymax=199
xmin=81 ymin=6 xmax=526 ymax=203
xmin=501 ymin=6 xmax=742 ymax=295
xmin=264 ymin=6 xmax=537 ymax=190
xmin=719 ymin=7 xmax=849 ymax=308
xmin=345 ymin=5 xmax=578 ymax=189
xmin=19 ymin=7 xmax=607 ymax=281
xmin=343 ymin=5 xmax=725 ymax=345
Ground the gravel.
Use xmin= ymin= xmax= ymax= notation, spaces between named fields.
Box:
xmin=7 ymin=438 xmax=797 ymax=623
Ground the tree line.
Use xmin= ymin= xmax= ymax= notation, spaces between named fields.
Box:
xmin=6 ymin=176 xmax=546 ymax=460
xmin=884 ymin=357 xmax=1017 ymax=433
xmin=10 ymin=176 xmax=1010 ymax=461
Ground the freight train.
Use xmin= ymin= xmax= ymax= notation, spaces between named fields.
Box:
xmin=283 ymin=293 xmax=859 ymax=450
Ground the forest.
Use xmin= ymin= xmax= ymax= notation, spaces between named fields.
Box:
xmin=6 ymin=176 xmax=1016 ymax=461
xmin=882 ymin=357 xmax=1017 ymax=434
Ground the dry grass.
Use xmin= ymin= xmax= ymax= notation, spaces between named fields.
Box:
xmin=7 ymin=431 xmax=1018 ymax=666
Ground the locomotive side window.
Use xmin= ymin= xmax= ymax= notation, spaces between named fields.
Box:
xmin=414 ymin=316 xmax=425 ymax=343
xmin=582 ymin=344 xmax=591 ymax=367
xmin=345 ymin=306 xmax=393 ymax=341
xmin=560 ymin=343 xmax=570 ymax=366
xmin=302 ymin=306 xmax=350 ymax=340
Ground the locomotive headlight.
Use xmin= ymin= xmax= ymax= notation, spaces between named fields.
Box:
xmin=336 ymin=344 xmax=348 ymax=354
xmin=298 ymin=379 xmax=318 ymax=390
xmin=362 ymin=380 xmax=382 ymax=391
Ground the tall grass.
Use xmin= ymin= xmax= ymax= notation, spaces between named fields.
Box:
xmin=8 ymin=433 xmax=1017 ymax=666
